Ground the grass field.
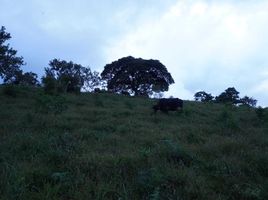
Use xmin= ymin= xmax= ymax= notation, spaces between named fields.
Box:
xmin=0 ymin=85 xmax=267 ymax=200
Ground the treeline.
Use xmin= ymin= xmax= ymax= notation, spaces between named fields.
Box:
xmin=0 ymin=26 xmax=261 ymax=107
xmin=0 ymin=26 xmax=174 ymax=98
xmin=0 ymin=26 xmax=103 ymax=92
xmin=194 ymin=88 xmax=257 ymax=107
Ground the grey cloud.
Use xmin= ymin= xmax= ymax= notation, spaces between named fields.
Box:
xmin=0 ymin=0 xmax=175 ymax=75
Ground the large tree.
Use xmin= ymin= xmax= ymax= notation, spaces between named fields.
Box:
xmin=0 ymin=26 xmax=24 ymax=83
xmin=101 ymin=56 xmax=174 ymax=96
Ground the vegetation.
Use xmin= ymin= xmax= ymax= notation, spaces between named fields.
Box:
xmin=0 ymin=26 xmax=24 ymax=83
xmin=12 ymin=71 xmax=39 ymax=86
xmin=1 ymin=86 xmax=267 ymax=200
xmin=240 ymin=96 xmax=257 ymax=107
xmin=195 ymin=87 xmax=257 ymax=107
xmin=215 ymin=87 xmax=240 ymax=105
xmin=1 ymin=25 xmax=267 ymax=200
xmin=194 ymin=91 xmax=214 ymax=102
xmin=0 ymin=26 xmax=39 ymax=86
xmin=101 ymin=56 xmax=174 ymax=96
xmin=42 ymin=59 xmax=89 ymax=93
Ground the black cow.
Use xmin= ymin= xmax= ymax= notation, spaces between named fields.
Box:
xmin=153 ymin=98 xmax=183 ymax=113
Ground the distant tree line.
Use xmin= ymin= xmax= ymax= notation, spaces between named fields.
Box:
xmin=194 ymin=87 xmax=257 ymax=107
xmin=0 ymin=26 xmax=260 ymax=107
xmin=0 ymin=26 xmax=174 ymax=97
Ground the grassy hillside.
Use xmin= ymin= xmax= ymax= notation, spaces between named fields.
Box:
xmin=0 ymin=86 xmax=268 ymax=200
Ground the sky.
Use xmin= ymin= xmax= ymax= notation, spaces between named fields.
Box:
xmin=1 ymin=0 xmax=268 ymax=106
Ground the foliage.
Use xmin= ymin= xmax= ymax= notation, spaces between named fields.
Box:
xmin=194 ymin=91 xmax=214 ymax=102
xmin=101 ymin=56 xmax=174 ymax=96
xmin=240 ymin=96 xmax=257 ymax=107
xmin=42 ymin=75 xmax=57 ymax=95
xmin=0 ymin=26 xmax=24 ymax=83
xmin=215 ymin=87 xmax=240 ymax=105
xmin=11 ymin=70 xmax=39 ymax=86
xmin=42 ymin=59 xmax=94 ymax=93
xmin=82 ymin=70 xmax=103 ymax=92
xmin=196 ymin=88 xmax=258 ymax=108
xmin=0 ymin=87 xmax=267 ymax=200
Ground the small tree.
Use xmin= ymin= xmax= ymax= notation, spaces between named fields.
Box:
xmin=215 ymin=87 xmax=240 ymax=105
xmin=101 ymin=56 xmax=174 ymax=96
xmin=0 ymin=26 xmax=24 ymax=83
xmin=12 ymin=70 xmax=39 ymax=86
xmin=240 ymin=96 xmax=257 ymax=107
xmin=194 ymin=91 xmax=214 ymax=102
xmin=42 ymin=59 xmax=92 ymax=93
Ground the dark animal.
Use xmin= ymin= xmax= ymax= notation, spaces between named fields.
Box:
xmin=153 ymin=98 xmax=183 ymax=113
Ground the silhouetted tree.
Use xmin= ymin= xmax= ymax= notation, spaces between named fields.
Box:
xmin=240 ymin=96 xmax=257 ymax=107
xmin=12 ymin=70 xmax=39 ymax=86
xmin=83 ymin=70 xmax=103 ymax=92
xmin=0 ymin=26 xmax=24 ymax=83
xmin=42 ymin=59 xmax=91 ymax=93
xmin=215 ymin=87 xmax=240 ymax=105
xmin=101 ymin=56 xmax=174 ymax=96
xmin=194 ymin=91 xmax=214 ymax=102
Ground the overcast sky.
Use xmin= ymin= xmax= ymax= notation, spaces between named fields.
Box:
xmin=1 ymin=0 xmax=268 ymax=106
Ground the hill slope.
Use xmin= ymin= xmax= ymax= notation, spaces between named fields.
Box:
xmin=0 ymin=86 xmax=268 ymax=200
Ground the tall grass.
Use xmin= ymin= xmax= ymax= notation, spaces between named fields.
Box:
xmin=0 ymin=86 xmax=267 ymax=199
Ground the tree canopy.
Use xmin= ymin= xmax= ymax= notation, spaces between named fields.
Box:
xmin=195 ymin=87 xmax=258 ymax=107
xmin=101 ymin=56 xmax=174 ymax=96
xmin=215 ymin=87 xmax=240 ymax=105
xmin=240 ymin=96 xmax=257 ymax=107
xmin=194 ymin=91 xmax=214 ymax=102
xmin=42 ymin=59 xmax=100 ymax=93
xmin=12 ymin=70 xmax=39 ymax=86
xmin=0 ymin=26 xmax=24 ymax=83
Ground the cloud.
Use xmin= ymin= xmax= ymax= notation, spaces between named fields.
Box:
xmin=1 ymin=0 xmax=268 ymax=106
xmin=105 ymin=0 xmax=268 ymax=106
xmin=0 ymin=0 xmax=175 ymax=72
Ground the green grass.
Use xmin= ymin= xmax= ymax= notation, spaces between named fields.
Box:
xmin=0 ymin=86 xmax=267 ymax=200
